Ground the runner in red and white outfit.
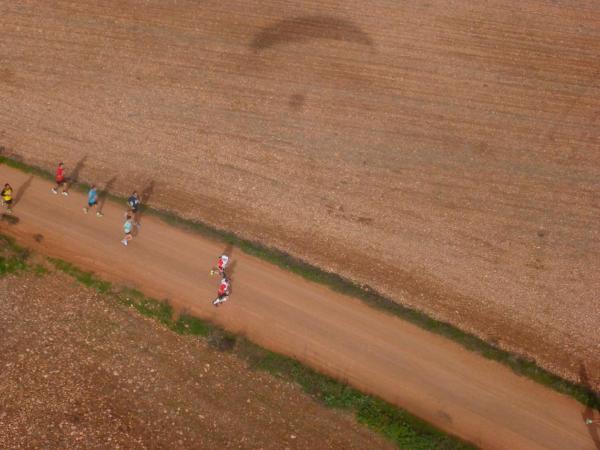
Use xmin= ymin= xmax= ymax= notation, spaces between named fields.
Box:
xmin=213 ymin=276 xmax=231 ymax=306
xmin=51 ymin=162 xmax=69 ymax=196
xmin=210 ymin=254 xmax=229 ymax=277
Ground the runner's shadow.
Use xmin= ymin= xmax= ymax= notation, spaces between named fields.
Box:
xmin=221 ymin=243 xmax=234 ymax=257
xmin=12 ymin=175 xmax=33 ymax=207
xmin=137 ymin=180 xmax=155 ymax=225
xmin=226 ymin=260 xmax=237 ymax=280
xmin=0 ymin=214 xmax=19 ymax=224
xmin=67 ymin=155 xmax=87 ymax=190
xmin=98 ymin=176 xmax=117 ymax=214
xmin=579 ymin=364 xmax=600 ymax=449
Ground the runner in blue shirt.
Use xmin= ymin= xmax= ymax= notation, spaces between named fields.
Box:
xmin=83 ymin=185 xmax=103 ymax=217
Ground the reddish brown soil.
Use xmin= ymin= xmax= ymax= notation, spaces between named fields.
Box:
xmin=0 ymin=271 xmax=392 ymax=449
xmin=1 ymin=0 xmax=599 ymax=384
xmin=1 ymin=166 xmax=598 ymax=449
xmin=0 ymin=0 xmax=599 ymax=435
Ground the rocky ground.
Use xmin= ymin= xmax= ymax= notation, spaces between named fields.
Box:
xmin=0 ymin=271 xmax=391 ymax=449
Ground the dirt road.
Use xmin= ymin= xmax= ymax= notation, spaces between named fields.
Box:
xmin=1 ymin=166 xmax=597 ymax=449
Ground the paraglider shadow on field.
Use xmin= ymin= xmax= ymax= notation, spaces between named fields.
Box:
xmin=250 ymin=16 xmax=375 ymax=51
xmin=98 ymin=176 xmax=117 ymax=214
xmin=249 ymin=16 xmax=376 ymax=113
xmin=136 ymin=180 xmax=155 ymax=225
xmin=66 ymin=155 xmax=87 ymax=192
xmin=579 ymin=364 xmax=600 ymax=449
xmin=13 ymin=175 xmax=33 ymax=208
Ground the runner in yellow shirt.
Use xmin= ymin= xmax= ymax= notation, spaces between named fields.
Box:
xmin=1 ymin=183 xmax=13 ymax=213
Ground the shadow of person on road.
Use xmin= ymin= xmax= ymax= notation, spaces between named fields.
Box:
xmin=221 ymin=243 xmax=234 ymax=271
xmin=98 ymin=176 xmax=117 ymax=215
xmin=12 ymin=175 xmax=33 ymax=208
xmin=579 ymin=364 xmax=600 ymax=449
xmin=226 ymin=260 xmax=237 ymax=281
xmin=0 ymin=214 xmax=19 ymax=225
xmin=136 ymin=180 xmax=155 ymax=226
xmin=66 ymin=155 xmax=87 ymax=192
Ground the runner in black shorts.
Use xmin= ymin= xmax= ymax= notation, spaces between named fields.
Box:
xmin=2 ymin=183 xmax=13 ymax=213
xmin=83 ymin=185 xmax=102 ymax=216
xmin=127 ymin=191 xmax=141 ymax=228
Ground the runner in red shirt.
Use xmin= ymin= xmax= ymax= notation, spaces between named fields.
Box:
xmin=51 ymin=162 xmax=69 ymax=196
xmin=213 ymin=276 xmax=231 ymax=306
xmin=210 ymin=254 xmax=229 ymax=276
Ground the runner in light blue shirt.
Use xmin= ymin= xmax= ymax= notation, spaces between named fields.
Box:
xmin=121 ymin=214 xmax=134 ymax=246
xmin=83 ymin=185 xmax=102 ymax=217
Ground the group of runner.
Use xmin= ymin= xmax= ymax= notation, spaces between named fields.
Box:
xmin=2 ymin=161 xmax=232 ymax=306
xmin=50 ymin=162 xmax=141 ymax=246
xmin=211 ymin=254 xmax=231 ymax=306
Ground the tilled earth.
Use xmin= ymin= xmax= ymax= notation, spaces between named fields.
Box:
xmin=0 ymin=272 xmax=391 ymax=449
xmin=1 ymin=0 xmax=599 ymax=387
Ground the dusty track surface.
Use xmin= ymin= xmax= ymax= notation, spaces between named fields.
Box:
xmin=1 ymin=0 xmax=599 ymax=386
xmin=1 ymin=166 xmax=598 ymax=449
xmin=1 ymin=272 xmax=390 ymax=449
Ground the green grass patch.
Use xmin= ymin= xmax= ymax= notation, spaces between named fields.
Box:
xmin=235 ymin=338 xmax=474 ymax=449
xmin=49 ymin=258 xmax=112 ymax=294
xmin=243 ymin=345 xmax=362 ymax=408
xmin=356 ymin=397 xmax=467 ymax=450
xmin=118 ymin=288 xmax=174 ymax=326
xmin=33 ymin=263 xmax=49 ymax=276
xmin=1 ymin=153 xmax=598 ymax=412
xmin=171 ymin=313 xmax=213 ymax=337
xmin=0 ymin=153 xmax=54 ymax=181
xmin=0 ymin=255 xmax=27 ymax=275
xmin=0 ymin=234 xmax=29 ymax=276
